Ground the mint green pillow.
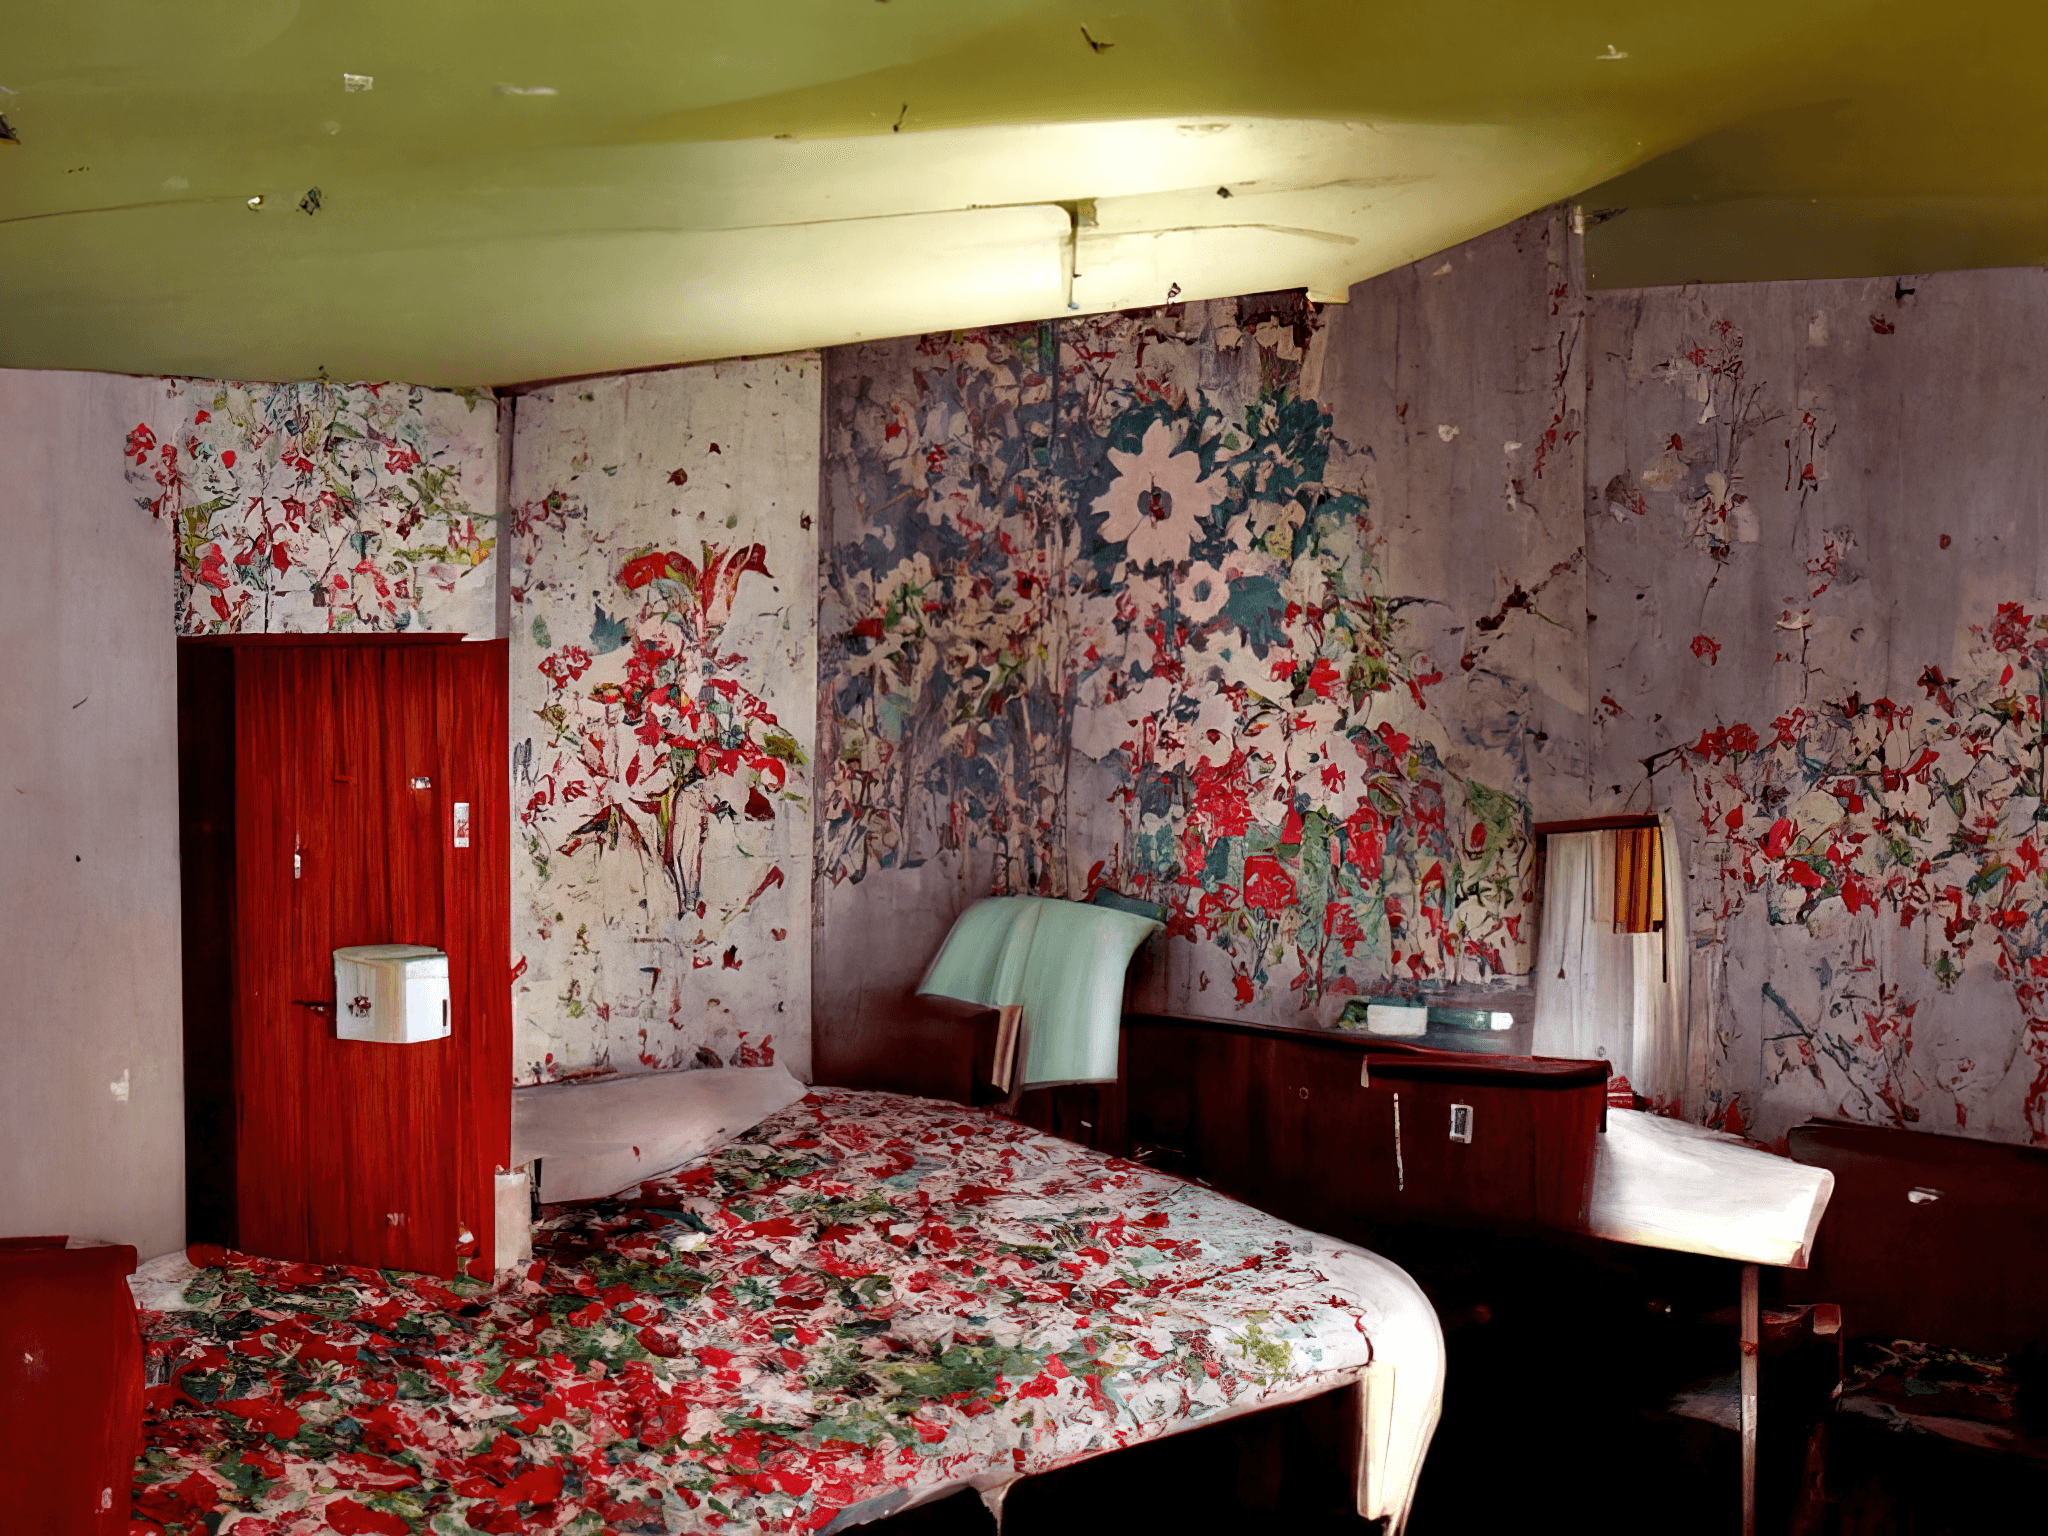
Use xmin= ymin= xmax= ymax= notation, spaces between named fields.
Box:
xmin=918 ymin=896 xmax=1162 ymax=1087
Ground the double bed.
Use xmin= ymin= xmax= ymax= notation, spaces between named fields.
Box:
xmin=131 ymin=1087 xmax=1444 ymax=1533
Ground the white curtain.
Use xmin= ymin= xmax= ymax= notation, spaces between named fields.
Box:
xmin=1532 ymin=817 xmax=1689 ymax=1109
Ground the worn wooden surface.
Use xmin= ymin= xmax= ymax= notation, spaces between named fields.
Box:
xmin=815 ymin=1001 xmax=1609 ymax=1238
xmin=1786 ymin=1118 xmax=2048 ymax=1354
xmin=1123 ymin=1013 xmax=1609 ymax=1239
xmin=179 ymin=637 xmax=510 ymax=1280
xmin=813 ymin=991 xmax=995 ymax=1108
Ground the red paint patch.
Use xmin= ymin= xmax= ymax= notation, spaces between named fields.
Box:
xmin=1783 ymin=860 xmax=1826 ymax=891
xmin=1765 ymin=818 xmax=1796 ymax=858
xmin=1870 ymin=314 xmax=1895 ymax=335
xmin=1690 ymin=634 xmax=1721 ymax=666
xmin=219 ymin=1396 xmax=303 ymax=1440
xmin=324 ymin=1500 xmax=410 ymax=1535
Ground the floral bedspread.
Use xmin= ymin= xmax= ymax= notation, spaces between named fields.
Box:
xmin=134 ymin=1089 xmax=1376 ymax=1534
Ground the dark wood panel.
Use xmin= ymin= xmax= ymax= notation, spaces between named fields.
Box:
xmin=176 ymin=644 xmax=238 ymax=1248
xmin=1532 ymin=815 xmax=1662 ymax=836
xmin=1785 ymin=1118 xmax=2048 ymax=1353
xmin=443 ymin=641 xmax=513 ymax=1280
xmin=1124 ymin=1014 xmax=1608 ymax=1240
xmin=815 ymin=990 xmax=995 ymax=1105
xmin=816 ymin=990 xmax=1135 ymax=1156
xmin=1356 ymin=1069 xmax=1605 ymax=1232
xmin=815 ymin=994 xmax=1607 ymax=1234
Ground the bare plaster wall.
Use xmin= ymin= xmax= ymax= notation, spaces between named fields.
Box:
xmin=1587 ymin=269 xmax=2048 ymax=1147
xmin=0 ymin=368 xmax=185 ymax=1257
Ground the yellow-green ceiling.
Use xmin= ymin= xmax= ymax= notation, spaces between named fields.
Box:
xmin=3 ymin=2 xmax=2041 ymax=385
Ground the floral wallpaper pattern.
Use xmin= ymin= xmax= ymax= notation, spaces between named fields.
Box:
xmin=1589 ymin=275 xmax=2048 ymax=1148
xmin=819 ymin=236 xmax=1584 ymax=1019
xmin=1678 ymin=617 xmax=2048 ymax=1141
xmin=510 ymin=363 xmax=818 ymax=1084
xmin=1060 ymin=307 xmax=1532 ymax=1004
xmin=817 ymin=325 xmax=1068 ymax=900
xmin=124 ymin=379 xmax=499 ymax=634
xmin=98 ymin=227 xmax=2048 ymax=1155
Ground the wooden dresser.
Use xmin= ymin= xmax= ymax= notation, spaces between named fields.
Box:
xmin=1121 ymin=1013 xmax=1611 ymax=1242
xmin=825 ymin=997 xmax=1611 ymax=1242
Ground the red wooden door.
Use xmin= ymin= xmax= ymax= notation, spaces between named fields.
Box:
xmin=231 ymin=638 xmax=508 ymax=1279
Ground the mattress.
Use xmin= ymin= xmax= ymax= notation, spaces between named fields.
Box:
xmin=132 ymin=1088 xmax=1443 ymax=1534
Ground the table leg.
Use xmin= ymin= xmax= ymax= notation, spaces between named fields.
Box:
xmin=1740 ymin=1261 xmax=1759 ymax=1536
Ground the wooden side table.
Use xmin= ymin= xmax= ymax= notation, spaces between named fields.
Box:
xmin=1587 ymin=1109 xmax=1837 ymax=1535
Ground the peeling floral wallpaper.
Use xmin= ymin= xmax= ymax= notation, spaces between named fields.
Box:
xmin=124 ymin=379 xmax=499 ymax=634
xmin=820 ymin=210 xmax=1590 ymax=1027
xmin=103 ymin=213 xmax=2048 ymax=1157
xmin=816 ymin=324 xmax=1069 ymax=900
xmin=1059 ymin=307 xmax=1532 ymax=1003
xmin=1590 ymin=274 xmax=2048 ymax=1148
xmin=509 ymin=362 xmax=819 ymax=1084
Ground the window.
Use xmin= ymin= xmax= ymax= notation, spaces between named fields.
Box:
xmin=1531 ymin=816 xmax=1689 ymax=1112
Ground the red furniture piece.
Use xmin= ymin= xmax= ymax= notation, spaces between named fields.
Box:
xmin=178 ymin=635 xmax=512 ymax=1280
xmin=0 ymin=1237 xmax=143 ymax=1535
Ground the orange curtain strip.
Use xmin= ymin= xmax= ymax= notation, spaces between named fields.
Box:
xmin=1613 ymin=825 xmax=1663 ymax=934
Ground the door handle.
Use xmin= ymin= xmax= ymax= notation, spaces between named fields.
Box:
xmin=292 ymin=999 xmax=334 ymax=1018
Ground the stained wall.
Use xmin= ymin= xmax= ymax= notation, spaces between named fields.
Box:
xmin=105 ymin=363 xmax=823 ymax=1091
xmin=124 ymin=379 xmax=501 ymax=636
xmin=815 ymin=211 xmax=1592 ymax=1071
xmin=1587 ymin=270 xmax=2048 ymax=1147
xmin=38 ymin=200 xmax=2048 ymax=1237
xmin=509 ymin=362 xmax=820 ymax=1084
xmin=2 ymin=369 xmax=185 ymax=1257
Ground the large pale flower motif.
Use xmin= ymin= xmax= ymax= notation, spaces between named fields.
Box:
xmin=1178 ymin=561 xmax=1230 ymax=623
xmin=1094 ymin=420 xmax=1225 ymax=569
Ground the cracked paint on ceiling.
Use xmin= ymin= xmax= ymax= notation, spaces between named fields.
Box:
xmin=6 ymin=1 xmax=2037 ymax=384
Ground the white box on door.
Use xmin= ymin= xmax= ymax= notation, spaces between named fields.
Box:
xmin=333 ymin=945 xmax=450 ymax=1043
